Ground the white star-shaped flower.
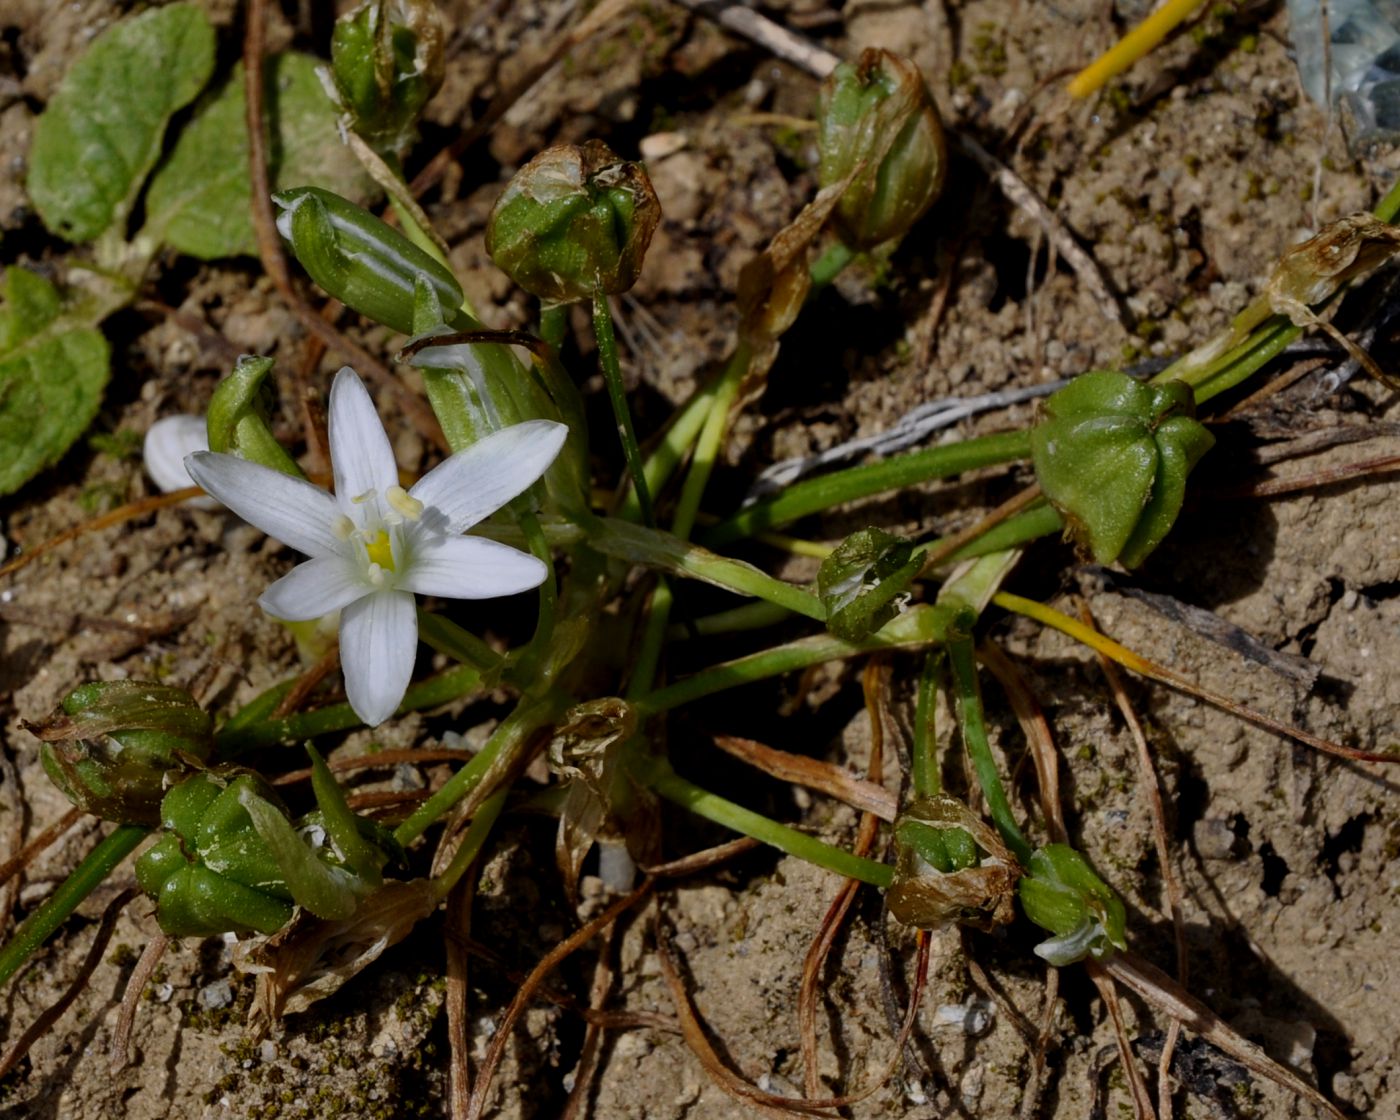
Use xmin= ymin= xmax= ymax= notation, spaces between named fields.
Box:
xmin=186 ymin=366 xmax=566 ymax=726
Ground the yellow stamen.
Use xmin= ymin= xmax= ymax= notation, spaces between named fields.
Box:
xmin=386 ymin=485 xmax=424 ymax=521
xmin=364 ymin=529 xmax=395 ymax=571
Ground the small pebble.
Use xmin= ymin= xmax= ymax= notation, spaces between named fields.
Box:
xmin=199 ymin=978 xmax=234 ymax=1010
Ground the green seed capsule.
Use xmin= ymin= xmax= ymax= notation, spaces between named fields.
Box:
xmin=33 ymin=681 xmax=212 ymax=827
xmin=1030 ymin=370 xmax=1214 ymax=568
xmin=329 ymin=0 xmax=443 ymax=160
xmin=818 ymin=49 xmax=946 ymax=251
xmin=275 ymin=186 xmax=464 ymax=334
xmin=486 ymin=140 xmax=660 ymax=305
xmin=1017 ymin=843 xmax=1127 ymax=965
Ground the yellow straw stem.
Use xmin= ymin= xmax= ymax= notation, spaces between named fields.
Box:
xmin=1067 ymin=0 xmax=1207 ymax=98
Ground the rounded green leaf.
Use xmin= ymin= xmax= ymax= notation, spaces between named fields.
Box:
xmin=27 ymin=3 xmax=215 ymax=243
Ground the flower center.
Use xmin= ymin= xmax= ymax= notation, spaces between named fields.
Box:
xmin=364 ymin=529 xmax=395 ymax=571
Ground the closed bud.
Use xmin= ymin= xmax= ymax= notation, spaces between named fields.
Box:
xmin=30 ymin=682 xmax=212 ymax=826
xmin=1030 ymin=370 xmax=1214 ymax=568
xmin=1018 ymin=843 xmax=1127 ymax=965
xmin=817 ymin=49 xmax=946 ymax=251
xmin=206 ymin=355 xmax=303 ymax=477
xmin=329 ymin=0 xmax=444 ymax=159
xmin=486 ymin=140 xmax=660 ymax=305
xmin=275 ymin=186 xmax=464 ymax=335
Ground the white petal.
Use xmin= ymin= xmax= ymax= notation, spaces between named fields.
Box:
xmin=409 ymin=421 xmax=567 ymax=534
xmin=339 ymin=590 xmax=417 ymax=727
xmin=144 ymin=415 xmax=222 ymax=511
xmin=185 ymin=452 xmax=343 ymax=557
xmin=258 ymin=555 xmax=369 ymax=620
xmin=399 ymin=535 xmax=548 ymax=599
xmin=328 ymin=367 xmax=399 ymax=510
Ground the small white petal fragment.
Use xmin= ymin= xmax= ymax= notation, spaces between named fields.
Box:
xmin=329 ymin=366 xmax=399 ymax=513
xmin=398 ymin=535 xmax=548 ymax=599
xmin=259 ymin=555 xmax=371 ymax=621
xmin=185 ymin=452 xmax=344 ymax=558
xmin=144 ymin=415 xmax=220 ymax=510
xmin=340 ymin=590 xmax=418 ymax=727
xmin=410 ymin=420 xmax=568 ymax=534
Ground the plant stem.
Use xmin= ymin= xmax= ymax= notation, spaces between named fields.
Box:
xmin=809 ymin=241 xmax=856 ymax=290
xmin=418 ymin=610 xmax=504 ymax=673
xmin=216 ymin=663 xmax=483 ymax=756
xmin=947 ymin=638 xmax=1032 ymax=864
xmin=432 ymin=788 xmax=509 ymax=900
xmin=911 ymin=653 xmax=941 ymax=798
xmin=620 ymin=370 xmax=725 ymax=522
xmin=0 ymin=825 xmax=146 ymax=990
xmin=667 ymin=599 xmax=793 ymax=639
xmin=918 ymin=502 xmax=1064 ymax=566
xmin=703 ymin=429 xmax=1033 ymax=546
xmin=592 ymin=294 xmax=655 ymax=526
xmin=641 ymin=760 xmax=892 ymax=887
xmin=539 ymin=303 xmax=568 ymax=350
xmin=638 ymin=603 xmax=971 ymax=715
xmin=393 ymin=696 xmax=564 ymax=846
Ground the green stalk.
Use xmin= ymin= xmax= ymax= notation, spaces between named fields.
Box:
xmin=809 ymin=241 xmax=857 ymax=290
xmin=947 ymin=638 xmax=1032 ymax=864
xmin=0 ymin=825 xmax=146 ymax=990
xmin=621 ymin=368 xmax=729 ymax=522
xmin=393 ymin=695 xmax=564 ymax=846
xmin=911 ymin=652 xmax=941 ymax=798
xmin=418 ymin=610 xmax=504 ymax=672
xmin=638 ymin=603 xmax=970 ymax=715
xmin=703 ymin=429 xmax=1034 ymax=546
xmin=593 ymin=294 xmax=655 ymax=526
xmin=667 ymin=599 xmax=793 ymax=639
xmin=587 ymin=516 xmax=823 ymax=620
xmin=431 ymin=788 xmax=509 ymax=900
xmin=539 ymin=303 xmax=568 ymax=350
xmin=641 ymin=759 xmax=892 ymax=887
xmin=216 ymin=663 xmax=482 ymax=757
xmin=506 ymin=503 xmax=559 ymax=690
xmin=917 ymin=502 xmax=1064 ymax=567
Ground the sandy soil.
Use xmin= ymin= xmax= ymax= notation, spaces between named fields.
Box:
xmin=1 ymin=0 xmax=1398 ymax=1117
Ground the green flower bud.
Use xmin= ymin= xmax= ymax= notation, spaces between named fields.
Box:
xmin=329 ymin=0 xmax=443 ymax=160
xmin=1030 ymin=371 xmax=1215 ymax=568
xmin=887 ymin=796 xmax=1019 ymax=931
xmin=275 ymin=186 xmax=464 ymax=334
xmin=207 ymin=355 xmax=302 ymax=477
xmin=31 ymin=682 xmax=212 ymax=826
xmin=817 ymin=49 xmax=946 ymax=251
xmin=1017 ymin=843 xmax=1127 ymax=966
xmin=486 ymin=140 xmax=661 ymax=305
xmin=817 ymin=527 xmax=921 ymax=641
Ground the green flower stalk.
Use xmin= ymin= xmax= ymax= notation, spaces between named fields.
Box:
xmin=275 ymin=185 xmax=464 ymax=335
xmin=486 ymin=140 xmax=661 ymax=306
xmin=328 ymin=0 xmax=444 ymax=161
xmin=817 ymin=49 xmax=947 ymax=251
xmin=1030 ymin=370 xmax=1214 ymax=568
xmin=30 ymin=682 xmax=212 ymax=827
xmin=1018 ymin=843 xmax=1128 ymax=965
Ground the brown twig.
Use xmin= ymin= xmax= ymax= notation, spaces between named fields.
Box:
xmin=559 ymin=923 xmax=620 ymax=1120
xmin=641 ymin=836 xmax=762 ymax=877
xmin=1076 ymin=595 xmax=1186 ymax=1120
xmin=242 ymin=0 xmax=447 ymax=455
xmin=919 ymin=483 xmax=1043 ymax=576
xmin=465 ymin=879 xmax=656 ymax=1120
xmin=0 ymin=888 xmax=136 ymax=1080
xmin=0 ymin=746 xmax=25 ymax=941
xmin=0 ymin=808 xmax=83 ymax=892
xmin=271 ymin=645 xmax=342 ymax=720
xmin=109 ymin=932 xmax=168 ymax=1072
xmin=1086 ymin=959 xmax=1157 ymax=1120
xmin=1222 ymin=452 xmax=1400 ymax=499
xmin=271 ymin=747 xmax=483 ymax=786
xmin=712 ymin=735 xmax=897 ymax=821
xmin=445 ymin=873 xmax=476 ymax=1120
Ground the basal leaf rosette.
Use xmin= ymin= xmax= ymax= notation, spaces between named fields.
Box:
xmin=1030 ymin=371 xmax=1214 ymax=568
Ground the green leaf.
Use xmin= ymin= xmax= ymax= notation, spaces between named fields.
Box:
xmin=0 ymin=268 xmax=110 ymax=496
xmin=145 ymin=53 xmax=376 ymax=260
xmin=817 ymin=527 xmax=921 ymax=641
xmin=27 ymin=3 xmax=215 ymax=243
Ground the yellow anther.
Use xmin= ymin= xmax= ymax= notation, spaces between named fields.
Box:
xmin=386 ymin=485 xmax=424 ymax=521
xmin=332 ymin=514 xmax=356 ymax=540
xmin=364 ymin=529 xmax=395 ymax=571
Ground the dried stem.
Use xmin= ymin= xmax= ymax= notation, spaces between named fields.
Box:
xmin=445 ymin=874 xmax=476 ymax=1120
xmin=713 ymin=735 xmax=897 ymax=821
xmin=1086 ymin=959 xmax=1158 ymax=1120
xmin=110 ymin=932 xmax=168 ymax=1072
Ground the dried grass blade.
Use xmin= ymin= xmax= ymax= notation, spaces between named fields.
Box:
xmin=1086 ymin=960 xmax=1157 ymax=1120
xmin=110 ymin=932 xmax=168 ymax=1072
xmin=713 ymin=735 xmax=897 ymax=821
